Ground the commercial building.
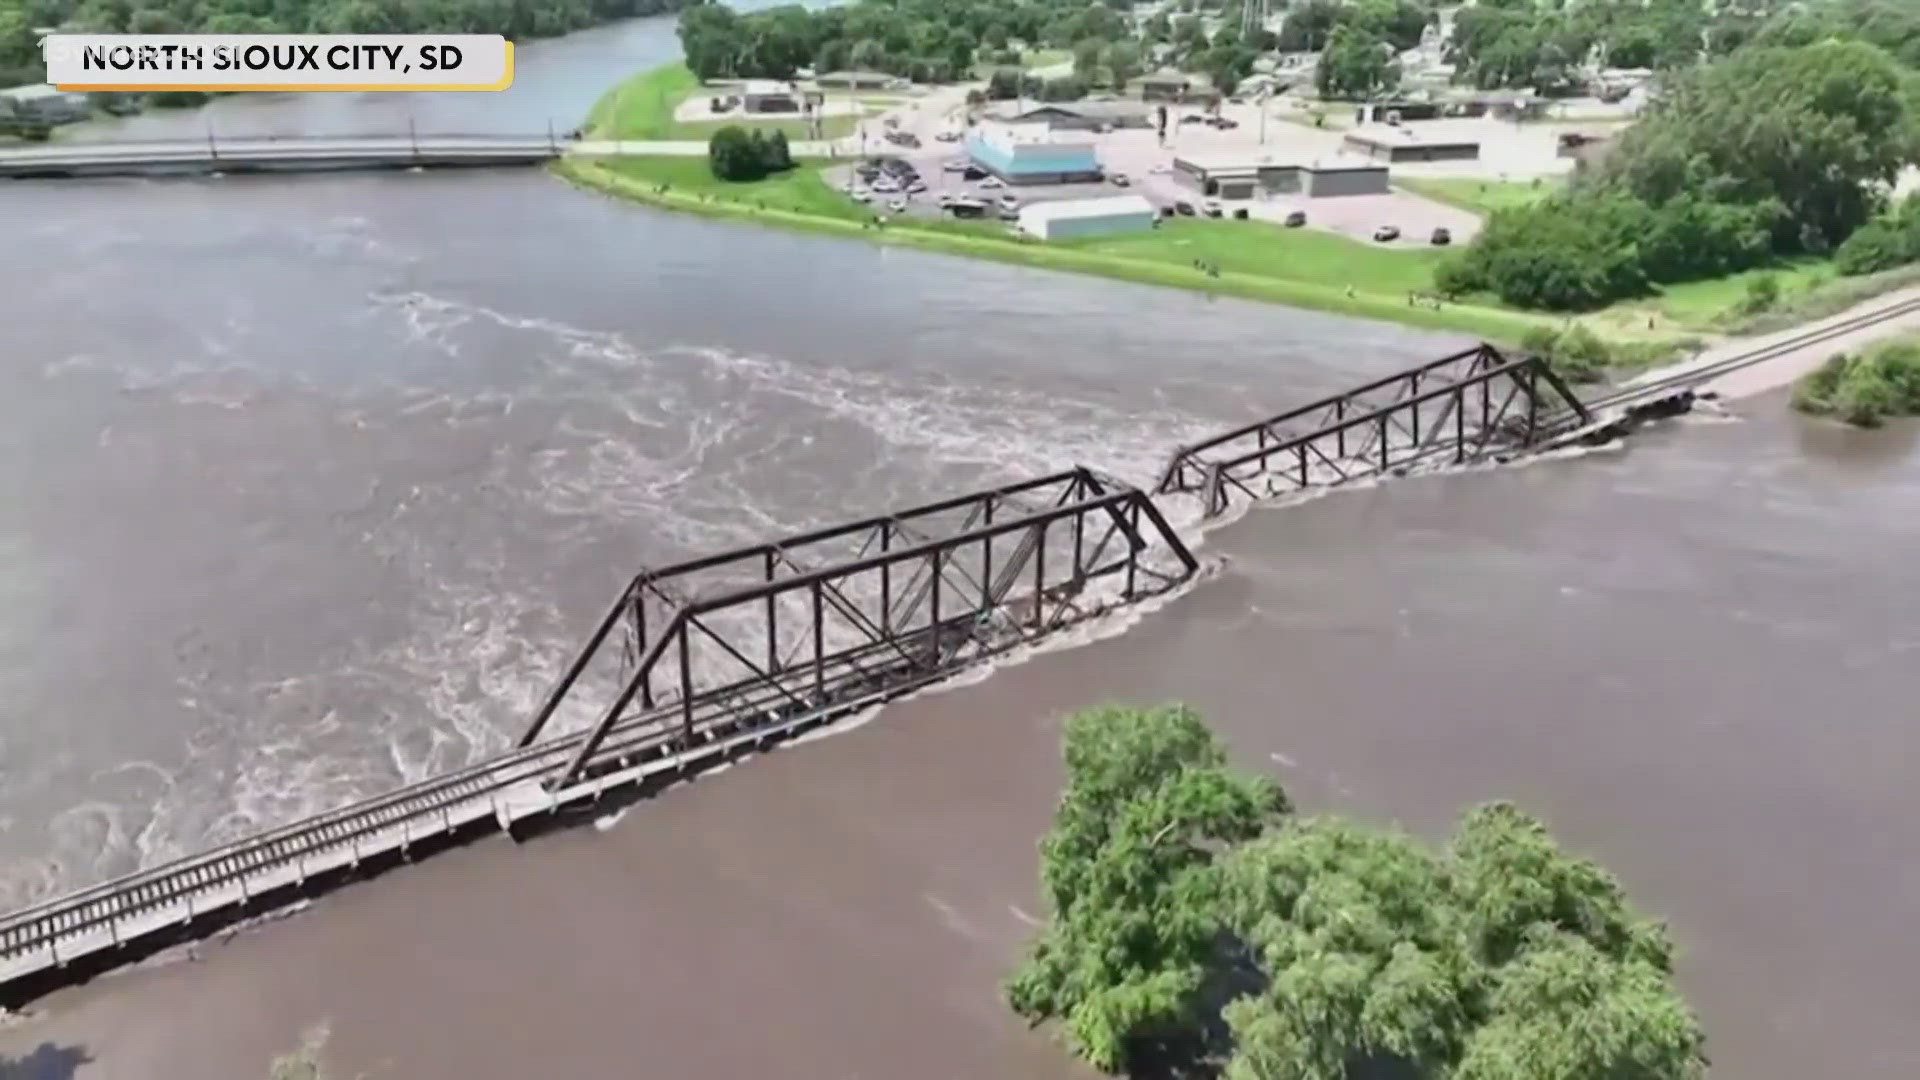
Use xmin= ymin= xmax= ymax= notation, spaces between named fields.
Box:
xmin=989 ymin=101 xmax=1154 ymax=131
xmin=965 ymin=123 xmax=1102 ymax=185
xmin=0 ymin=84 xmax=90 ymax=127
xmin=739 ymin=80 xmax=804 ymax=114
xmin=1017 ymin=195 xmax=1157 ymax=240
xmin=1352 ymin=90 xmax=1546 ymax=125
xmin=813 ymin=70 xmax=899 ymax=91
xmin=1171 ymin=153 xmax=1390 ymax=199
xmin=1343 ymin=125 xmax=1481 ymax=164
xmin=1126 ymin=69 xmax=1219 ymax=105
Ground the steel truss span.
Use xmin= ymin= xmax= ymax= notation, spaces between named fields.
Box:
xmin=0 ymin=468 xmax=1195 ymax=1002
xmin=0 ymin=344 xmax=1603 ymax=1005
xmin=1155 ymin=344 xmax=1591 ymax=518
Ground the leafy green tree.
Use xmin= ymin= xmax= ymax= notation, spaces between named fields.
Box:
xmin=1011 ymin=708 xmax=1706 ymax=1079
xmin=1593 ymin=40 xmax=1911 ymax=254
xmin=1201 ymin=44 xmax=1258 ymax=98
xmin=1005 ymin=704 xmax=1289 ymax=1073
xmin=1105 ymin=39 xmax=1145 ymax=92
xmin=1072 ymin=37 xmax=1105 ymax=79
xmin=1277 ymin=0 xmax=1344 ymax=51
xmin=1315 ymin=25 xmax=1397 ymax=99
xmin=707 ymin=125 xmax=766 ymax=181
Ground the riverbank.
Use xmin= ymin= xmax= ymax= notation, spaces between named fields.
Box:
xmin=557 ymin=154 xmax=1565 ymax=343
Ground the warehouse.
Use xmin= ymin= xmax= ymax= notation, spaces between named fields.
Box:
xmin=1171 ymin=154 xmax=1390 ymax=199
xmin=1016 ymin=195 xmax=1158 ymax=240
xmin=989 ymin=101 xmax=1154 ymax=131
xmin=965 ymin=123 xmax=1103 ymax=185
xmin=1343 ymin=125 xmax=1481 ymax=164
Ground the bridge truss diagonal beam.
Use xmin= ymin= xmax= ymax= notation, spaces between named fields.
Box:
xmin=1156 ymin=345 xmax=1589 ymax=517
xmin=520 ymin=468 xmax=1197 ymax=792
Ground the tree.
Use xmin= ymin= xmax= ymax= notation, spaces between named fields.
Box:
xmin=1592 ymin=40 xmax=1912 ymax=254
xmin=1277 ymin=0 xmax=1344 ymax=52
xmin=1105 ymin=39 xmax=1145 ymax=92
xmin=1005 ymin=705 xmax=1289 ymax=1073
xmin=707 ymin=125 xmax=767 ymax=181
xmin=1010 ymin=708 xmax=1705 ymax=1078
xmin=1072 ymin=37 xmax=1105 ymax=80
xmin=1315 ymin=25 xmax=1398 ymax=99
xmin=1201 ymin=44 xmax=1259 ymax=98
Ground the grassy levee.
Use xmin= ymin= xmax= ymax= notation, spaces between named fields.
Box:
xmin=556 ymin=154 xmax=1561 ymax=343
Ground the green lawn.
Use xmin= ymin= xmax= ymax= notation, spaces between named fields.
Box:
xmin=583 ymin=62 xmax=863 ymax=142
xmin=1074 ymin=218 xmax=1446 ymax=296
xmin=1395 ymin=176 xmax=1563 ymax=217
xmin=558 ymin=154 xmax=1561 ymax=342
xmin=1650 ymin=259 xmax=1836 ymax=327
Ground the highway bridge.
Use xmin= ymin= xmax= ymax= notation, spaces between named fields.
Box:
xmin=0 ymin=131 xmax=570 ymax=178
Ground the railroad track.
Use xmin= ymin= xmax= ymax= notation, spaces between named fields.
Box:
xmin=1583 ymin=295 xmax=1920 ymax=413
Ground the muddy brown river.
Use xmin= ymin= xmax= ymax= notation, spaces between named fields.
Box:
xmin=3 ymin=11 xmax=1918 ymax=1077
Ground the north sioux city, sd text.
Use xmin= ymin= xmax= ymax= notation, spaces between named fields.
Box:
xmin=78 ymin=42 xmax=466 ymax=74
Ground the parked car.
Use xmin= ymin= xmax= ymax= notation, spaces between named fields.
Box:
xmin=1284 ymin=210 xmax=1307 ymax=227
xmin=1373 ymin=225 xmax=1401 ymax=242
xmin=935 ymin=131 xmax=961 ymax=142
xmin=872 ymin=178 xmax=900 ymax=193
xmin=942 ymin=159 xmax=969 ymax=173
xmin=1174 ymin=200 xmax=1196 ymax=216
xmin=851 ymin=190 xmax=873 ymax=203
xmin=1430 ymin=227 xmax=1452 ymax=246
xmin=937 ymin=193 xmax=956 ymax=208
xmin=888 ymin=198 xmax=908 ymax=212
xmin=998 ymin=194 xmax=1021 ymax=211
xmin=1110 ymin=172 xmax=1130 ymax=187
xmin=1203 ymin=200 xmax=1224 ymax=218
xmin=907 ymin=179 xmax=927 ymax=194
xmin=1209 ymin=117 xmax=1239 ymax=129
xmin=1180 ymin=114 xmax=1208 ymax=124
xmin=980 ymin=176 xmax=1004 ymax=189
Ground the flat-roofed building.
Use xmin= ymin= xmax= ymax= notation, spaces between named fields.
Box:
xmin=1017 ymin=195 xmax=1158 ymax=240
xmin=1343 ymin=124 xmax=1481 ymax=164
xmin=739 ymin=80 xmax=804 ymax=114
xmin=989 ymin=100 xmax=1154 ymax=131
xmin=965 ymin=123 xmax=1102 ymax=185
xmin=1171 ymin=153 xmax=1390 ymax=199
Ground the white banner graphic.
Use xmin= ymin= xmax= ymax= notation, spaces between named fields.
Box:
xmin=45 ymin=34 xmax=514 ymax=91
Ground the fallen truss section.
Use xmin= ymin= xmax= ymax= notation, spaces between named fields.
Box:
xmin=1156 ymin=344 xmax=1590 ymax=517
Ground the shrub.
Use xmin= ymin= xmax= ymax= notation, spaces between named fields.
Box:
xmin=1519 ymin=324 xmax=1611 ymax=383
xmin=1741 ymin=272 xmax=1781 ymax=313
xmin=1793 ymin=339 xmax=1920 ymax=426
xmin=1439 ymin=197 xmax=1651 ymax=311
xmin=985 ymin=68 xmax=1022 ymax=100
xmin=705 ymin=126 xmax=794 ymax=183
xmin=1833 ymin=197 xmax=1920 ymax=276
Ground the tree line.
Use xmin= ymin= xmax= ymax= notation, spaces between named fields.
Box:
xmin=1009 ymin=704 xmax=1706 ymax=1077
xmin=1441 ymin=35 xmax=1920 ymax=311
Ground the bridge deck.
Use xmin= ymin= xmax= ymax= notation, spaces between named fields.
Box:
xmin=0 ymin=133 xmax=566 ymax=178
